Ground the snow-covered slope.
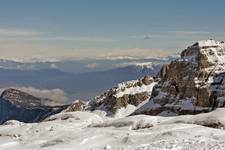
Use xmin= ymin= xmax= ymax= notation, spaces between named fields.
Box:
xmin=133 ymin=40 xmax=225 ymax=116
xmin=1 ymin=109 xmax=225 ymax=149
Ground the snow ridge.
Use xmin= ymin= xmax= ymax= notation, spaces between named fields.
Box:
xmin=87 ymin=76 xmax=157 ymax=117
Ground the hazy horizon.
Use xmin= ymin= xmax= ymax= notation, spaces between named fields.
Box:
xmin=0 ymin=0 xmax=225 ymax=61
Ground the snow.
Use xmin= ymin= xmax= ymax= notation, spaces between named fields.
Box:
xmin=1 ymin=109 xmax=225 ymax=149
xmin=134 ymin=62 xmax=153 ymax=69
xmin=181 ymin=40 xmax=225 ymax=67
xmin=177 ymin=99 xmax=195 ymax=110
xmin=181 ymin=55 xmax=198 ymax=63
xmin=120 ymin=62 xmax=153 ymax=69
xmin=136 ymin=100 xmax=161 ymax=113
xmin=197 ymin=40 xmax=223 ymax=47
xmin=89 ymin=79 xmax=156 ymax=108
xmin=88 ymin=79 xmax=157 ymax=117
xmin=114 ymin=104 xmax=137 ymax=118
xmin=115 ymin=81 xmax=157 ymax=98
xmin=201 ymin=46 xmax=225 ymax=65
xmin=181 ymin=40 xmax=225 ymax=89
xmin=92 ymin=102 xmax=147 ymax=119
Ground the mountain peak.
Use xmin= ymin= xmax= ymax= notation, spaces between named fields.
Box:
xmin=1 ymin=88 xmax=42 ymax=107
xmin=133 ymin=40 xmax=225 ymax=116
xmin=181 ymin=40 xmax=225 ymax=69
xmin=0 ymin=88 xmax=68 ymax=124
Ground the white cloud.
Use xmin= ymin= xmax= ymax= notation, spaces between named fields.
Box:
xmin=130 ymin=31 xmax=225 ymax=41
xmin=98 ymin=48 xmax=177 ymax=59
xmin=0 ymin=28 xmax=44 ymax=37
xmin=0 ymin=47 xmax=177 ymax=62
xmin=28 ymin=36 xmax=114 ymax=42
xmin=168 ymin=31 xmax=212 ymax=36
xmin=102 ymin=56 xmax=139 ymax=60
xmin=0 ymin=28 xmax=183 ymax=61
xmin=0 ymin=28 xmax=114 ymax=43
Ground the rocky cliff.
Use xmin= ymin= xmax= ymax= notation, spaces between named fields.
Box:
xmin=133 ymin=40 xmax=225 ymax=116
xmin=87 ymin=75 xmax=157 ymax=117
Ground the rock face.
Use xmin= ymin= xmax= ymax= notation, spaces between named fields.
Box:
xmin=65 ymin=100 xmax=85 ymax=112
xmin=133 ymin=40 xmax=225 ymax=116
xmin=0 ymin=88 xmax=68 ymax=124
xmin=87 ymin=75 xmax=157 ymax=116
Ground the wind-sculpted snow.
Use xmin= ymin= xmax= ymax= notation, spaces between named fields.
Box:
xmin=1 ymin=109 xmax=225 ymax=149
xmin=92 ymin=108 xmax=225 ymax=130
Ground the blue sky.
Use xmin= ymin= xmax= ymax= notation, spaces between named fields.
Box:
xmin=0 ymin=0 xmax=225 ymax=60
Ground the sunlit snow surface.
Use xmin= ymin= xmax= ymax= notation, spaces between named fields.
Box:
xmin=1 ymin=109 xmax=225 ymax=149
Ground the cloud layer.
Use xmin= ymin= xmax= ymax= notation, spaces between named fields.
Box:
xmin=0 ymin=28 xmax=224 ymax=62
xmin=0 ymin=28 xmax=43 ymax=37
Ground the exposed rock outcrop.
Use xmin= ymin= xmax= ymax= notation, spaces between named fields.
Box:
xmin=133 ymin=40 xmax=225 ymax=116
xmin=65 ymin=100 xmax=85 ymax=112
xmin=87 ymin=75 xmax=157 ymax=116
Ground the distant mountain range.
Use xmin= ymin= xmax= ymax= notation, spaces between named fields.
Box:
xmin=0 ymin=64 xmax=162 ymax=101
xmin=0 ymin=56 xmax=177 ymax=74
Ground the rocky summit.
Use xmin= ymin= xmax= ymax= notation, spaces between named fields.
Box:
xmin=133 ymin=40 xmax=225 ymax=116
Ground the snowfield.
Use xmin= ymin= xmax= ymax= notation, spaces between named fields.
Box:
xmin=1 ymin=109 xmax=225 ymax=150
